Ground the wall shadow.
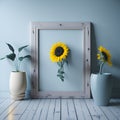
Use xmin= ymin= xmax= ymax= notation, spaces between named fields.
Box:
xmin=91 ymin=23 xmax=98 ymax=74
xmin=109 ymin=99 xmax=120 ymax=106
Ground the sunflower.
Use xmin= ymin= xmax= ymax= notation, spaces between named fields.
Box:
xmin=97 ymin=46 xmax=112 ymax=74
xmin=97 ymin=54 xmax=101 ymax=60
xmin=98 ymin=46 xmax=112 ymax=66
xmin=50 ymin=42 xmax=69 ymax=62
xmin=50 ymin=42 xmax=69 ymax=82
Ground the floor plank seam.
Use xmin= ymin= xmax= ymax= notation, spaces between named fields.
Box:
xmin=40 ymin=99 xmax=46 ymax=119
xmin=60 ymin=98 xmax=62 ymax=120
xmin=1 ymin=100 xmax=20 ymax=120
xmin=66 ymin=99 xmax=70 ymax=119
xmin=53 ymin=99 xmax=57 ymax=120
xmin=84 ymin=99 xmax=94 ymax=120
xmin=46 ymin=99 xmax=51 ymax=120
xmin=99 ymin=107 xmax=110 ymax=120
xmin=73 ymin=99 xmax=78 ymax=120
xmin=19 ymin=100 xmax=32 ymax=120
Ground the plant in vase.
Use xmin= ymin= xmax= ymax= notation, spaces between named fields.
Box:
xmin=97 ymin=46 xmax=112 ymax=74
xmin=91 ymin=46 xmax=112 ymax=106
xmin=0 ymin=43 xmax=31 ymax=100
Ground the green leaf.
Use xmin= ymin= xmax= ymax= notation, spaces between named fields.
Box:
xmin=6 ymin=53 xmax=16 ymax=61
xmin=58 ymin=70 xmax=64 ymax=74
xmin=0 ymin=57 xmax=6 ymax=60
xmin=6 ymin=43 xmax=14 ymax=53
xmin=61 ymin=61 xmax=64 ymax=67
xmin=57 ymin=74 xmax=64 ymax=81
xmin=18 ymin=57 xmax=24 ymax=61
xmin=18 ymin=45 xmax=28 ymax=52
xmin=60 ymin=71 xmax=64 ymax=74
xmin=57 ymin=74 xmax=61 ymax=77
xmin=19 ymin=55 xmax=31 ymax=61
xmin=57 ymin=62 xmax=61 ymax=67
xmin=58 ymin=68 xmax=62 ymax=72
xmin=57 ymin=74 xmax=64 ymax=78
xmin=57 ymin=61 xmax=64 ymax=67
xmin=24 ymin=55 xmax=31 ymax=58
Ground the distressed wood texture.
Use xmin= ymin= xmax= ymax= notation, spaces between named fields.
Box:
xmin=31 ymin=22 xmax=91 ymax=98
xmin=0 ymin=98 xmax=120 ymax=120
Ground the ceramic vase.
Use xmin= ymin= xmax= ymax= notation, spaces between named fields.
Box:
xmin=9 ymin=72 xmax=26 ymax=100
xmin=91 ymin=73 xmax=112 ymax=106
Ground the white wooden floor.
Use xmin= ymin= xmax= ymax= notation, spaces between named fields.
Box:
xmin=0 ymin=98 xmax=120 ymax=120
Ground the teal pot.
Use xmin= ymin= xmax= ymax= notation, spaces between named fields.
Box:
xmin=91 ymin=73 xmax=112 ymax=106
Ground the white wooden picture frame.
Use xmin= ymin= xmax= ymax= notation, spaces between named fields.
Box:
xmin=30 ymin=22 xmax=91 ymax=98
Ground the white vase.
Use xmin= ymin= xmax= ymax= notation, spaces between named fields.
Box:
xmin=91 ymin=73 xmax=112 ymax=106
xmin=9 ymin=72 xmax=26 ymax=100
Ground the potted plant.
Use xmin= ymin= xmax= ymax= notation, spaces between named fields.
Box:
xmin=91 ymin=46 xmax=112 ymax=106
xmin=0 ymin=43 xmax=31 ymax=100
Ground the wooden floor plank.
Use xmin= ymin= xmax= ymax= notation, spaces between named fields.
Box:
xmin=54 ymin=99 xmax=61 ymax=120
xmin=74 ymin=99 xmax=92 ymax=120
xmin=20 ymin=99 xmax=40 ymax=120
xmin=0 ymin=101 xmax=20 ymax=120
xmin=106 ymin=99 xmax=120 ymax=119
xmin=100 ymin=106 xmax=118 ymax=120
xmin=0 ymin=98 xmax=120 ymax=120
xmin=61 ymin=99 xmax=69 ymax=120
xmin=0 ymin=97 xmax=6 ymax=104
xmin=47 ymin=99 xmax=56 ymax=120
xmin=32 ymin=99 xmax=46 ymax=120
xmin=5 ymin=100 xmax=31 ymax=120
xmin=6 ymin=114 xmax=21 ymax=120
xmin=85 ymin=99 xmax=108 ymax=120
xmin=79 ymin=99 xmax=92 ymax=120
xmin=11 ymin=100 xmax=31 ymax=114
xmin=73 ymin=99 xmax=84 ymax=120
xmin=39 ymin=99 xmax=51 ymax=120
xmin=0 ymin=98 xmax=13 ymax=115
xmin=67 ymin=99 xmax=77 ymax=120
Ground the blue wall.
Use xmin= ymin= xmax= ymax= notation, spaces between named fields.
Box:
xmin=0 ymin=0 xmax=120 ymax=97
xmin=39 ymin=30 xmax=84 ymax=92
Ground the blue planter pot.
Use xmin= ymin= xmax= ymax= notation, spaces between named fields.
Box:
xmin=91 ymin=73 xmax=112 ymax=106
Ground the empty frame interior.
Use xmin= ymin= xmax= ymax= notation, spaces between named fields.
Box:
xmin=31 ymin=22 xmax=91 ymax=98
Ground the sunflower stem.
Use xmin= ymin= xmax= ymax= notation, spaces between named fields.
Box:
xmin=99 ymin=62 xmax=104 ymax=74
xmin=57 ymin=61 xmax=65 ymax=82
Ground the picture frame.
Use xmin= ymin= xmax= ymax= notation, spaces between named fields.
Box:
xmin=30 ymin=22 xmax=91 ymax=98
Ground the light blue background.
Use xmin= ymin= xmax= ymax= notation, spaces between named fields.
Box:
xmin=0 ymin=0 xmax=120 ymax=97
xmin=39 ymin=30 xmax=83 ymax=91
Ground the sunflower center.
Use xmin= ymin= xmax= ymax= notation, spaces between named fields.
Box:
xmin=55 ymin=47 xmax=64 ymax=57
xmin=102 ymin=52 xmax=108 ymax=61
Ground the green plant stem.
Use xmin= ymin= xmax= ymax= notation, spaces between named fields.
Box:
xmin=13 ymin=60 xmax=17 ymax=71
xmin=57 ymin=61 xmax=65 ymax=81
xmin=99 ymin=62 xmax=104 ymax=74
xmin=18 ymin=61 xmax=21 ymax=71
xmin=17 ymin=52 xmax=20 ymax=71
